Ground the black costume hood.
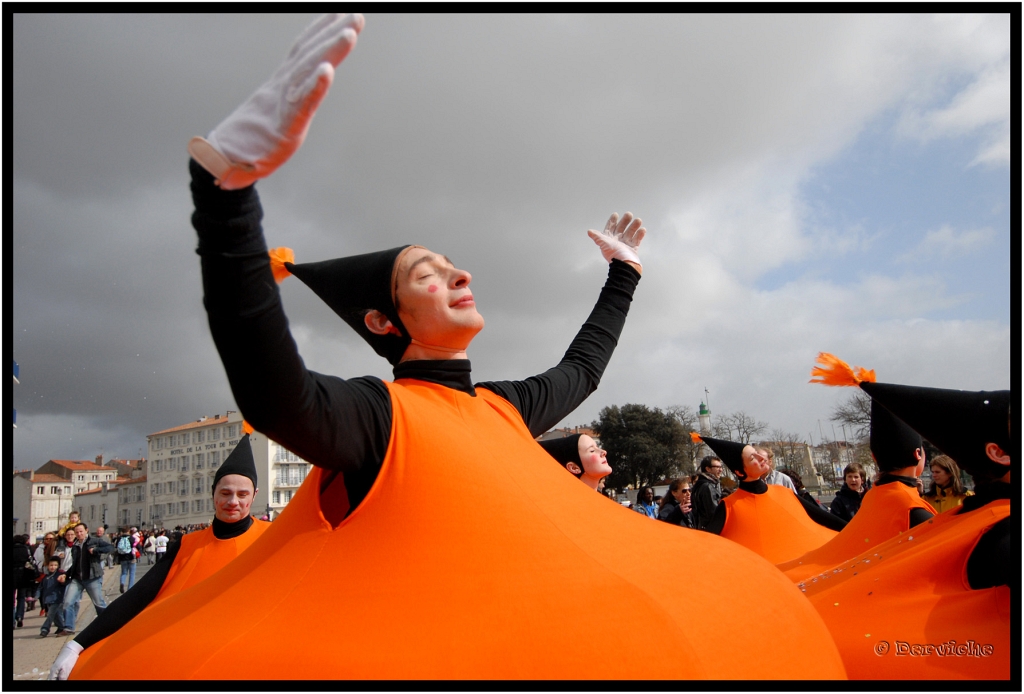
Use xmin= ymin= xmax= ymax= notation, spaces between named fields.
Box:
xmin=272 ymin=245 xmax=413 ymax=365
xmin=690 ymin=432 xmax=749 ymax=480
xmin=810 ymin=352 xmax=1011 ymax=481
xmin=213 ymin=433 xmax=258 ymax=494
xmin=539 ymin=435 xmax=584 ymax=477
xmin=869 ymin=398 xmax=923 ymax=472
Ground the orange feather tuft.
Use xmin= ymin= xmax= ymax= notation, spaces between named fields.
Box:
xmin=242 ymin=420 xmax=254 ymax=435
xmin=809 ymin=352 xmax=875 ymax=387
xmin=268 ymin=247 xmax=295 ymax=284
xmin=689 ymin=431 xmax=703 ymax=444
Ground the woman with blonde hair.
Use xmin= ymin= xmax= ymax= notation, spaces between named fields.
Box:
xmin=923 ymin=454 xmax=972 ymax=513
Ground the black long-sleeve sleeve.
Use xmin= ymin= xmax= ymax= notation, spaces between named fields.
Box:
xmin=191 ymin=160 xmax=393 ymax=482
xmin=73 ymin=541 xmax=181 ymax=650
xmin=476 ymin=259 xmax=640 ymax=436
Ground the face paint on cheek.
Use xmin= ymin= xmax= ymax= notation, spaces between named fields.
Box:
xmin=428 ymin=285 xmax=438 ymax=293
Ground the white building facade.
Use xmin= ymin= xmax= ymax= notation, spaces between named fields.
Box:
xmin=12 ymin=472 xmax=74 ymax=538
xmin=147 ymin=411 xmax=311 ymax=528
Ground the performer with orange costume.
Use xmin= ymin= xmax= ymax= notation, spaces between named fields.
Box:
xmin=68 ymin=14 xmax=848 ymax=680
xmin=796 ymin=354 xmax=1010 ymax=680
xmin=694 ymin=432 xmax=846 ymax=563
xmin=52 ymin=432 xmax=271 ymax=679
xmin=779 ymin=358 xmax=936 ymax=583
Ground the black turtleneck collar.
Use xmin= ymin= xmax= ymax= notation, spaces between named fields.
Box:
xmin=876 ymin=473 xmax=918 ymax=489
xmin=739 ymin=479 xmax=768 ymax=494
xmin=960 ymin=481 xmax=1011 ymax=514
xmin=393 ymin=359 xmax=476 ymax=396
xmin=212 ymin=515 xmax=254 ymax=540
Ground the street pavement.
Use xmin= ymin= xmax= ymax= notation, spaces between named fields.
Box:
xmin=12 ymin=559 xmax=157 ymax=680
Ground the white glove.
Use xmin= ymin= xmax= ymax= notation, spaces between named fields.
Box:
xmin=188 ymin=13 xmax=365 ymax=189
xmin=49 ymin=640 xmax=84 ymax=680
xmin=587 ymin=212 xmax=646 ymax=271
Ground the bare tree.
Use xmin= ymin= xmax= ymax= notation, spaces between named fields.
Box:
xmin=830 ymin=391 xmax=871 ymax=442
xmin=666 ymin=405 xmax=699 ymax=476
xmin=718 ymin=411 xmax=768 ymax=444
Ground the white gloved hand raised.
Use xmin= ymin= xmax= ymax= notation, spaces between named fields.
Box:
xmin=188 ymin=13 xmax=365 ymax=189
xmin=49 ymin=640 xmax=84 ymax=680
xmin=587 ymin=212 xmax=646 ymax=272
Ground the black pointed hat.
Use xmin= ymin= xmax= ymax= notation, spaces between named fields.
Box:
xmin=270 ymin=246 xmax=413 ymax=365
xmin=539 ymin=435 xmax=583 ymax=477
xmin=690 ymin=432 xmax=749 ymax=479
xmin=810 ymin=353 xmax=1011 ymax=480
xmin=869 ymin=399 xmax=923 ymax=472
xmin=212 ymin=433 xmax=258 ymax=494
xmin=860 ymin=382 xmax=1010 ymax=480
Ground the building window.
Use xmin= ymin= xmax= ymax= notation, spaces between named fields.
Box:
xmin=195 ymin=453 xmax=204 ymax=470
xmin=167 ymin=481 xmax=176 ymax=494
xmin=181 ymin=502 xmax=189 ymax=514
xmin=65 ymin=486 xmax=71 ymax=495
xmin=179 ymin=484 xmax=188 ymax=496
xmin=211 ymin=427 xmax=220 ymax=441
xmin=78 ymin=475 xmax=85 ymax=481
xmin=36 ymin=486 xmax=44 ymax=495
xmin=193 ymin=478 xmax=203 ymax=495
xmin=284 ymin=490 xmax=293 ymax=503
xmin=50 ymin=486 xmax=60 ymax=494
xmin=209 ymin=451 xmax=220 ymax=468
xmin=35 ymin=521 xmax=43 ymax=531
xmin=272 ymin=491 xmax=281 ymax=504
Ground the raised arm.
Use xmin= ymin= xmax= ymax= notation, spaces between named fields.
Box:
xmin=477 ymin=213 xmax=644 ymax=435
xmin=188 ymin=15 xmax=391 ymax=474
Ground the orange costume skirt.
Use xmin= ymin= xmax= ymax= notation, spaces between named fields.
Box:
xmin=719 ymin=484 xmax=838 ymax=564
xmin=72 ymin=519 xmax=271 ymax=675
xmin=73 ymin=379 xmax=846 ymax=680
xmin=779 ymin=481 xmax=935 ymax=583
xmin=801 ymin=500 xmax=1010 ymax=680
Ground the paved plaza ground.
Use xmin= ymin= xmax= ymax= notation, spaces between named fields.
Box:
xmin=12 ymin=559 xmax=156 ymax=680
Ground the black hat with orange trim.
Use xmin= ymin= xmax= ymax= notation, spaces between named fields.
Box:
xmin=690 ymin=432 xmax=749 ymax=480
xmin=810 ymin=353 xmax=1010 ymax=481
xmin=268 ymin=246 xmax=413 ymax=365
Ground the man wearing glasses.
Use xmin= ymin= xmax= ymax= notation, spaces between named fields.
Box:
xmin=692 ymin=456 xmax=724 ymax=530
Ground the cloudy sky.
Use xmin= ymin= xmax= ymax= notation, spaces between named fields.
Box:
xmin=12 ymin=12 xmax=1011 ymax=470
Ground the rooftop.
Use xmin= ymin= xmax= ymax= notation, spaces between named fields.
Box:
xmin=45 ymin=460 xmax=117 ymax=472
xmin=148 ymin=412 xmax=238 ymax=437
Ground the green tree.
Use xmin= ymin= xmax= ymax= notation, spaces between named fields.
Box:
xmin=592 ymin=404 xmax=686 ymax=490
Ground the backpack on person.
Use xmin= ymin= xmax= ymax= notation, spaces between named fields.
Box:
xmin=116 ymin=535 xmax=133 ymax=555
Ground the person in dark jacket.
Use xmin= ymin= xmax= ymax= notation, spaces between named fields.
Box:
xmin=657 ymin=479 xmax=696 ymax=528
xmin=58 ymin=523 xmax=114 ymax=635
xmin=13 ymin=534 xmax=36 ymax=629
xmin=691 ymin=455 xmax=724 ymax=530
xmin=829 ymin=462 xmax=866 ymax=522
xmin=38 ymin=558 xmax=67 ymax=637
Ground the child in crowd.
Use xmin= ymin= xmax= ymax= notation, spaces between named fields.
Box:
xmin=38 ymin=558 xmax=67 ymax=638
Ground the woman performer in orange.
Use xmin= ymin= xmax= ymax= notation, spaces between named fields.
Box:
xmin=798 ymin=354 xmax=1010 ymax=679
xmin=538 ymin=434 xmax=611 ymax=491
xmin=693 ymin=433 xmax=846 ymax=563
xmin=67 ymin=14 xmax=846 ymax=680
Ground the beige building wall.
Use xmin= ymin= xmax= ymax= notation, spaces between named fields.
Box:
xmin=146 ymin=412 xmax=311 ymax=528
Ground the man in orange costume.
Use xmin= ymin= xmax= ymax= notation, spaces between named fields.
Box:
xmin=779 ymin=361 xmax=936 ymax=583
xmin=52 ymin=434 xmax=270 ymax=679
xmin=799 ymin=354 xmax=1010 ymax=679
xmin=70 ymin=14 xmax=846 ymax=680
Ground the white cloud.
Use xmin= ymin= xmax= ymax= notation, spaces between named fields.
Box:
xmin=899 ymin=224 xmax=996 ymax=262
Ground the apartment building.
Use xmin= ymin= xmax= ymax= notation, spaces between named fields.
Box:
xmin=147 ymin=411 xmax=311 ymax=528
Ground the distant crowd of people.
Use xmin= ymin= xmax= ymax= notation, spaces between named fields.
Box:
xmin=12 ymin=513 xmax=214 ymax=636
xmin=599 ymin=449 xmax=973 ymax=531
